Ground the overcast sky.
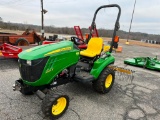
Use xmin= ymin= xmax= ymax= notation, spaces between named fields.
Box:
xmin=0 ymin=0 xmax=159 ymax=34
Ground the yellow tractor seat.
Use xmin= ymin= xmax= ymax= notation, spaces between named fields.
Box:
xmin=103 ymin=45 xmax=110 ymax=52
xmin=80 ymin=37 xmax=103 ymax=58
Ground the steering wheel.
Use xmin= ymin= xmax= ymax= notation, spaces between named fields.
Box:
xmin=71 ymin=37 xmax=85 ymax=45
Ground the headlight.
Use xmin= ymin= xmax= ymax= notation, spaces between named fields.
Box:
xmin=26 ymin=60 xmax=31 ymax=66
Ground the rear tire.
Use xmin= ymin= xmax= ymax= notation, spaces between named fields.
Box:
xmin=42 ymin=92 xmax=69 ymax=119
xmin=92 ymin=67 xmax=115 ymax=94
xmin=16 ymin=38 xmax=29 ymax=46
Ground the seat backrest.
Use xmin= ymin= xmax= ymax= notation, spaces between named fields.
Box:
xmin=87 ymin=37 xmax=103 ymax=55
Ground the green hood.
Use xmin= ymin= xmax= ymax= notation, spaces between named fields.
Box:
xmin=18 ymin=41 xmax=74 ymax=60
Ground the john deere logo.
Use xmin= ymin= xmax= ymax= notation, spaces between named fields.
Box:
xmin=76 ymin=52 xmax=79 ymax=55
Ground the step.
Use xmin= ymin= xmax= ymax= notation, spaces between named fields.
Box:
xmin=74 ymin=71 xmax=95 ymax=83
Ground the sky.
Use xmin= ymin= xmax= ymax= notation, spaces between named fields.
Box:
xmin=0 ymin=0 xmax=159 ymax=35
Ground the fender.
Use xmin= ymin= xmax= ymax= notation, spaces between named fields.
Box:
xmin=90 ymin=54 xmax=115 ymax=79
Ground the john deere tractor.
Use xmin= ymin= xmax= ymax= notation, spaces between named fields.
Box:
xmin=13 ymin=4 xmax=121 ymax=119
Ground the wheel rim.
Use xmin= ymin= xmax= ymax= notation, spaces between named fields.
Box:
xmin=18 ymin=41 xmax=28 ymax=46
xmin=105 ymin=74 xmax=113 ymax=88
xmin=52 ymin=97 xmax=67 ymax=115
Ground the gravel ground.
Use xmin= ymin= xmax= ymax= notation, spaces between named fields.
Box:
xmin=0 ymin=43 xmax=160 ymax=120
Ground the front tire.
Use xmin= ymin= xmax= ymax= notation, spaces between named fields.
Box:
xmin=42 ymin=92 xmax=69 ymax=119
xmin=93 ymin=67 xmax=115 ymax=94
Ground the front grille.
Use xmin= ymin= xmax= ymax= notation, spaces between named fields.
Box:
xmin=19 ymin=57 xmax=49 ymax=82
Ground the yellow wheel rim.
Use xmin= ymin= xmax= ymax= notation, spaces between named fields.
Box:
xmin=105 ymin=74 xmax=113 ymax=88
xmin=52 ymin=97 xmax=67 ymax=115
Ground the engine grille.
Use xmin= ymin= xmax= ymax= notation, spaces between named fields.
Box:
xmin=19 ymin=57 xmax=49 ymax=82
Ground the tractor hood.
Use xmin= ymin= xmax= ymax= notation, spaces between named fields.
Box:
xmin=18 ymin=41 xmax=74 ymax=60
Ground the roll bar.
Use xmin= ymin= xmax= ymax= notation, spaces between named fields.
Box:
xmin=89 ymin=4 xmax=121 ymax=53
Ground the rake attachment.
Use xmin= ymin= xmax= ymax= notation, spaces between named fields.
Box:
xmin=108 ymin=65 xmax=135 ymax=82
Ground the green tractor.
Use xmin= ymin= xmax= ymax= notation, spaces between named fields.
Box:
xmin=13 ymin=4 xmax=121 ymax=119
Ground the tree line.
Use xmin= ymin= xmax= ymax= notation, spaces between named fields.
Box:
xmin=0 ymin=19 xmax=159 ymax=42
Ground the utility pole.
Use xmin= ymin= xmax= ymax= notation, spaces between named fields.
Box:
xmin=41 ymin=0 xmax=44 ymax=38
xmin=126 ymin=0 xmax=136 ymax=44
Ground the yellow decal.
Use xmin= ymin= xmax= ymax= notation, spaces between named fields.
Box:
xmin=26 ymin=49 xmax=32 ymax=52
xmin=46 ymin=68 xmax=54 ymax=73
xmin=45 ymin=47 xmax=71 ymax=56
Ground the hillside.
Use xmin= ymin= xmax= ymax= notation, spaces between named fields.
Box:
xmin=0 ymin=21 xmax=159 ymax=42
